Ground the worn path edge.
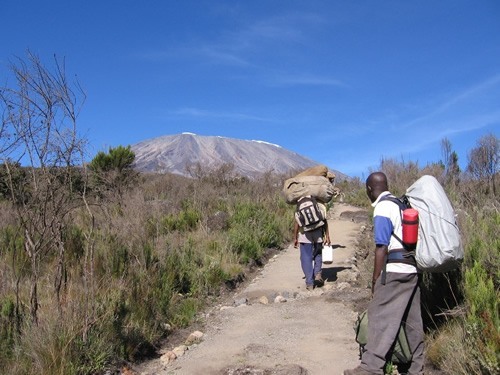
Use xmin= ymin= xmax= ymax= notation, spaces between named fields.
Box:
xmin=135 ymin=203 xmax=370 ymax=375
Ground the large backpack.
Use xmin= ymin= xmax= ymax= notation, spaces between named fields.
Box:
xmin=354 ymin=309 xmax=412 ymax=364
xmin=384 ymin=175 xmax=463 ymax=272
xmin=295 ymin=195 xmax=325 ymax=232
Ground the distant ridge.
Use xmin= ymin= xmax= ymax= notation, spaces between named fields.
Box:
xmin=131 ymin=133 xmax=347 ymax=179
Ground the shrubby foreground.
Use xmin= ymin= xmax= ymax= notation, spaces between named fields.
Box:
xmin=0 ymin=53 xmax=498 ymax=374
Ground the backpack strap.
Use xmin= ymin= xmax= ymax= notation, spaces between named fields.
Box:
xmin=379 ymin=194 xmax=409 ymax=212
xmin=378 ymin=195 xmax=417 ymax=284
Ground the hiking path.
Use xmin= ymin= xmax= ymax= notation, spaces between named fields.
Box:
xmin=135 ymin=203 xmax=370 ymax=375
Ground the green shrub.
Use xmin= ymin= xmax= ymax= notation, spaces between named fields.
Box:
xmin=0 ymin=226 xmax=28 ymax=277
xmin=0 ymin=296 xmax=16 ymax=366
xmin=461 ymin=210 xmax=500 ymax=373
xmin=426 ymin=199 xmax=499 ymax=374
xmin=112 ymin=242 xmax=129 ymax=277
xmin=228 ymin=227 xmax=262 ymax=263
xmin=63 ymin=225 xmax=86 ymax=264
xmin=6 ymin=303 xmax=116 ymax=375
xmin=464 ymin=262 xmax=499 ymax=373
xmin=338 ymin=178 xmax=370 ymax=208
xmin=168 ymin=297 xmax=201 ymax=328
xmin=162 ymin=206 xmax=201 ymax=232
xmin=227 ymin=200 xmax=289 ymax=263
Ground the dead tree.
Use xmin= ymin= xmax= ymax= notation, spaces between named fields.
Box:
xmin=0 ymin=51 xmax=87 ymax=323
xmin=467 ymin=133 xmax=499 ymax=197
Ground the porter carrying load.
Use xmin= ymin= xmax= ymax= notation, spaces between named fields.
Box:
xmin=282 ymin=165 xmax=335 ymax=204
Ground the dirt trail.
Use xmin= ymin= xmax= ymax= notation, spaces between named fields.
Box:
xmin=136 ymin=203 xmax=369 ymax=375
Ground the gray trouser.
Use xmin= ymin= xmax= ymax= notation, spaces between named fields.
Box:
xmin=360 ymin=272 xmax=424 ymax=375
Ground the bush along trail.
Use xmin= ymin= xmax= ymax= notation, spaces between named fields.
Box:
xmin=133 ymin=203 xmax=374 ymax=375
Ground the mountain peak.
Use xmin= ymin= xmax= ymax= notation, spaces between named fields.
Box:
xmin=131 ymin=133 xmax=346 ymax=179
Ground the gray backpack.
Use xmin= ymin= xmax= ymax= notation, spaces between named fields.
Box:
xmin=405 ymin=175 xmax=463 ymax=272
xmin=295 ymin=196 xmax=325 ymax=232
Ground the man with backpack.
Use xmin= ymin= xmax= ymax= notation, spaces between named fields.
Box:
xmin=293 ymin=201 xmax=331 ymax=290
xmin=344 ymin=172 xmax=424 ymax=375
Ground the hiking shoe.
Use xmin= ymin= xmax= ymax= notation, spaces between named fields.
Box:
xmin=305 ymin=285 xmax=313 ymax=291
xmin=314 ymin=273 xmax=324 ymax=286
xmin=343 ymin=366 xmax=376 ymax=375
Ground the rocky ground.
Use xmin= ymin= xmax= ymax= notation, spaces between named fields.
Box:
xmin=128 ymin=203 xmax=442 ymax=375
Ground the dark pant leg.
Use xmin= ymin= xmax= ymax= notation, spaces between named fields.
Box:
xmin=313 ymin=243 xmax=323 ymax=277
xmin=299 ymin=243 xmax=314 ymax=286
xmin=404 ymin=279 xmax=424 ymax=375
xmin=360 ymin=273 xmax=419 ymax=374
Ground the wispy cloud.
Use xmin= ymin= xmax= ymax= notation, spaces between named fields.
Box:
xmin=171 ymin=107 xmax=275 ymax=122
xmin=433 ymin=74 xmax=500 ymax=115
xmin=198 ymin=46 xmax=252 ymax=67
xmin=318 ymin=74 xmax=500 ymax=171
xmin=272 ymin=74 xmax=346 ymax=87
xmin=136 ymin=44 xmax=252 ymax=67
xmin=193 ymin=13 xmax=322 ymax=67
xmin=397 ymin=74 xmax=500 ymax=132
xmin=399 ymin=110 xmax=500 ymax=154
xmin=366 ymin=74 xmax=499 ymax=142
xmin=372 ymin=75 xmax=500 ymax=166
xmin=215 ymin=11 xmax=324 ymax=50
xmin=137 ymin=11 xmax=324 ymax=69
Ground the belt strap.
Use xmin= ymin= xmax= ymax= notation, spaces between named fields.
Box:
xmin=382 ymin=249 xmax=417 ymax=285
xmin=387 ymin=249 xmax=417 ymax=266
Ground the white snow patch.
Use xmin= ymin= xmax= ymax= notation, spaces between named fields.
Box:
xmin=182 ymin=132 xmax=197 ymax=135
xmin=252 ymin=140 xmax=282 ymax=148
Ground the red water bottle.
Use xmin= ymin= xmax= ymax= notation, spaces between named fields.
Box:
xmin=402 ymin=209 xmax=419 ymax=249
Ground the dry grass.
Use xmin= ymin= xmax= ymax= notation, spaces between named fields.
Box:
xmin=0 ymin=169 xmax=295 ymax=374
xmin=426 ymin=321 xmax=483 ymax=375
xmin=0 ymin=146 xmax=498 ymax=374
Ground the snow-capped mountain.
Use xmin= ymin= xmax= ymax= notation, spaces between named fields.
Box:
xmin=131 ymin=133 xmax=346 ymax=179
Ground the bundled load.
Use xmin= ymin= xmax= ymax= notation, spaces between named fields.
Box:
xmin=282 ymin=165 xmax=335 ymax=204
xmin=294 ymin=165 xmax=331 ymax=178
xmin=381 ymin=175 xmax=463 ymax=272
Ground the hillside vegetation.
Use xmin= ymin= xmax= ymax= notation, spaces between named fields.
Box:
xmin=0 ymin=53 xmax=498 ymax=375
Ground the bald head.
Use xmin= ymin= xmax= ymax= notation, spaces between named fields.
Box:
xmin=366 ymin=172 xmax=389 ymax=203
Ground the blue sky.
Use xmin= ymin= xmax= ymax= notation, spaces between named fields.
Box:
xmin=1 ymin=1 xmax=499 ymax=177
